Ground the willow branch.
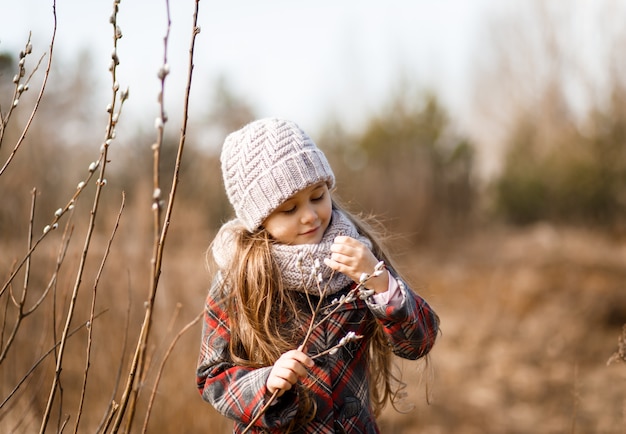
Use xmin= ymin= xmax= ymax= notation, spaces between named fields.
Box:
xmin=111 ymin=1 xmax=200 ymax=431
xmin=0 ymin=8 xmax=56 ymax=176
xmin=73 ymin=193 xmax=125 ymax=434
xmin=38 ymin=0 xmax=124 ymax=429
xmin=0 ymin=204 xmax=73 ymax=364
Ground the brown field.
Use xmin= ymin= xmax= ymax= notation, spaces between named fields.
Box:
xmin=2 ymin=212 xmax=625 ymax=433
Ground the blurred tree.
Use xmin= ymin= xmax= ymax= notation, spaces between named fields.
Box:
xmin=322 ymin=89 xmax=476 ymax=242
xmin=487 ymin=1 xmax=626 ymax=228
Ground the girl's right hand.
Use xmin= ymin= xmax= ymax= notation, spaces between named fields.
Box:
xmin=266 ymin=349 xmax=314 ymax=397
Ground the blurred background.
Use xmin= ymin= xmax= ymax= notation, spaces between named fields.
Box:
xmin=1 ymin=0 xmax=626 ymax=432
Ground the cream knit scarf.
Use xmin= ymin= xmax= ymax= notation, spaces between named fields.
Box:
xmin=212 ymin=210 xmax=372 ymax=295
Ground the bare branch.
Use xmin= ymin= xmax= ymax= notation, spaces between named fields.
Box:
xmin=95 ymin=272 xmax=132 ymax=434
xmin=111 ymin=0 xmax=200 ymax=431
xmin=0 ymin=10 xmax=56 ymax=176
xmin=39 ymin=0 xmax=127 ymax=429
xmin=141 ymin=311 xmax=202 ymax=433
xmin=0 ymin=313 xmax=107 ymax=410
xmin=74 ymin=193 xmax=125 ymax=434
xmin=0 ymin=209 xmax=73 ymax=364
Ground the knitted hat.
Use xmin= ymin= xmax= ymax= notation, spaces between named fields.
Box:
xmin=220 ymin=118 xmax=335 ymax=231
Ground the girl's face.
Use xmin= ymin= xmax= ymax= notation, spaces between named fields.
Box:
xmin=262 ymin=182 xmax=332 ymax=245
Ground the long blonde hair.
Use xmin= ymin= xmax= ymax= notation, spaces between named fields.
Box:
xmin=207 ymin=199 xmax=405 ymax=420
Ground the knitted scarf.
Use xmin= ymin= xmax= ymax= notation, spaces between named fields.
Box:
xmin=212 ymin=210 xmax=372 ymax=296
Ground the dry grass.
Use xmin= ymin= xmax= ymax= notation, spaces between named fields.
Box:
xmin=389 ymin=224 xmax=626 ymax=434
xmin=4 ymin=215 xmax=625 ymax=433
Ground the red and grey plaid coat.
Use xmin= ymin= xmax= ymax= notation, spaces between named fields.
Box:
xmin=196 ymin=272 xmax=439 ymax=434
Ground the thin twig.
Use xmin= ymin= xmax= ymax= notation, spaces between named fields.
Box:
xmin=242 ymin=262 xmax=384 ymax=433
xmin=141 ymin=311 xmax=202 ymax=433
xmin=95 ymin=272 xmax=132 ymax=434
xmin=74 ymin=193 xmax=125 ymax=434
xmin=38 ymin=0 xmax=123 ymax=428
xmin=0 ymin=214 xmax=73 ymax=364
xmin=0 ymin=39 xmax=46 ymax=150
xmin=115 ymin=0 xmax=175 ymax=425
xmin=111 ymin=0 xmax=200 ymax=430
xmin=23 ymin=221 xmax=74 ymax=316
xmin=0 ymin=312 xmax=107 ymax=409
xmin=0 ymin=189 xmax=35 ymax=362
xmin=0 ymin=260 xmax=15 ymax=349
xmin=99 ymin=401 xmax=119 ymax=434
xmin=0 ymin=163 xmax=97 ymax=300
xmin=0 ymin=12 xmax=56 ymax=176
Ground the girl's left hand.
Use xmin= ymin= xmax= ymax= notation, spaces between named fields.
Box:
xmin=324 ymin=236 xmax=389 ymax=294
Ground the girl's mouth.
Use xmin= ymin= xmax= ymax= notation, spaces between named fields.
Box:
xmin=300 ymin=226 xmax=319 ymax=236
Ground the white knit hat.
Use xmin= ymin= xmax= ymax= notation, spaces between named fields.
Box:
xmin=220 ymin=118 xmax=335 ymax=231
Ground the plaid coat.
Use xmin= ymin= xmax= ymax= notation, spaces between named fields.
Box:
xmin=196 ymin=273 xmax=439 ymax=434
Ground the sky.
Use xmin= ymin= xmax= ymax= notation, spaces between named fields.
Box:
xmin=0 ymin=0 xmax=508 ymax=138
xmin=4 ymin=0 xmax=621 ymax=181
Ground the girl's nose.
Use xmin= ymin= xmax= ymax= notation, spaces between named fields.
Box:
xmin=300 ymin=204 xmax=317 ymax=224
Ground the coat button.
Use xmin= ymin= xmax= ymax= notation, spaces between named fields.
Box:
xmin=334 ymin=420 xmax=347 ymax=434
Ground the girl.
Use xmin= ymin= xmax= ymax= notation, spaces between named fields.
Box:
xmin=197 ymin=118 xmax=439 ymax=434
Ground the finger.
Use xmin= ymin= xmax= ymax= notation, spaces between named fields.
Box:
xmin=276 ymin=351 xmax=313 ymax=375
xmin=330 ymin=240 xmax=357 ymax=255
xmin=286 ymin=349 xmax=315 ymax=369
xmin=329 ymin=251 xmax=354 ymax=267
xmin=324 ymin=257 xmax=344 ymax=273
xmin=279 ymin=347 xmax=314 ymax=367
xmin=267 ymin=366 xmax=298 ymax=394
xmin=266 ymin=374 xmax=293 ymax=397
xmin=267 ymin=349 xmax=314 ymax=397
xmin=333 ymin=235 xmax=358 ymax=246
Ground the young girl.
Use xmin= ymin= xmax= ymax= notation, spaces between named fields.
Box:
xmin=197 ymin=118 xmax=439 ymax=434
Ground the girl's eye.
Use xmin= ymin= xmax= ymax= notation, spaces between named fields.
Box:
xmin=311 ymin=192 xmax=325 ymax=202
xmin=282 ymin=206 xmax=296 ymax=214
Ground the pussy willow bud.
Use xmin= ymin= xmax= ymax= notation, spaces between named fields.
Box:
xmin=157 ymin=64 xmax=170 ymax=80
xmin=296 ymin=252 xmax=303 ymax=268
xmin=313 ymin=258 xmax=321 ymax=271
